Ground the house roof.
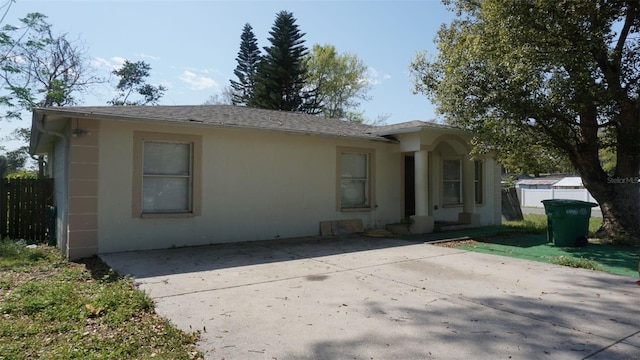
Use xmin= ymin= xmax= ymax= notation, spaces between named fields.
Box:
xmin=33 ymin=105 xmax=392 ymax=142
xmin=552 ymin=176 xmax=584 ymax=188
xmin=516 ymin=179 xmax=561 ymax=186
xmin=373 ymin=120 xmax=462 ymax=135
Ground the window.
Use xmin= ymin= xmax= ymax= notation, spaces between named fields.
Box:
xmin=337 ymin=148 xmax=374 ymax=210
xmin=133 ymin=132 xmax=201 ymax=217
xmin=442 ymin=159 xmax=461 ymax=205
xmin=143 ymin=141 xmax=191 ymax=212
xmin=474 ymin=160 xmax=483 ymax=204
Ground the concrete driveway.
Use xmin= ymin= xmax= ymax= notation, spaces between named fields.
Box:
xmin=101 ymin=236 xmax=639 ymax=360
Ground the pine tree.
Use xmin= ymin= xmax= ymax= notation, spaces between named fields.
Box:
xmin=229 ymin=23 xmax=261 ymax=106
xmin=248 ymin=11 xmax=319 ymax=113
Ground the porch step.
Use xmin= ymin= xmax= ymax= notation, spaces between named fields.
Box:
xmin=386 ymin=221 xmax=479 ymax=235
xmin=435 ymin=221 xmax=475 ymax=232
xmin=385 ymin=223 xmax=412 ymax=235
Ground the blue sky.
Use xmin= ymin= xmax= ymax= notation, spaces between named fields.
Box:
xmin=1 ymin=0 xmax=454 ymax=148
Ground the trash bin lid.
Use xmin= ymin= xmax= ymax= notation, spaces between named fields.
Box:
xmin=541 ymin=199 xmax=598 ymax=208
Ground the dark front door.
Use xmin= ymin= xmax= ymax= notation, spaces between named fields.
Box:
xmin=404 ymin=155 xmax=415 ymax=218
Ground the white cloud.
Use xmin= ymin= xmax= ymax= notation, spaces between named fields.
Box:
xmin=185 ymin=66 xmax=208 ymax=74
xmin=111 ymin=56 xmax=126 ymax=66
xmin=91 ymin=56 xmax=126 ymax=71
xmin=362 ymin=67 xmax=392 ymax=85
xmin=91 ymin=57 xmax=113 ymax=70
xmin=179 ymin=70 xmax=218 ymax=90
xmin=137 ymin=53 xmax=160 ymax=61
xmin=184 ymin=67 xmax=227 ymax=77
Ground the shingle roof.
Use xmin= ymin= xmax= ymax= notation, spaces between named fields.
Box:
xmin=35 ymin=105 xmax=393 ymax=142
xmin=516 ymin=179 xmax=561 ymax=186
xmin=373 ymin=120 xmax=461 ymax=135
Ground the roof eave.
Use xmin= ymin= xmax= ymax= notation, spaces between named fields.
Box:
xmin=372 ymin=125 xmax=468 ymax=137
xmin=33 ymin=107 xmax=396 ymax=144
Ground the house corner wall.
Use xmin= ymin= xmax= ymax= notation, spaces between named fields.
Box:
xmin=66 ymin=118 xmax=100 ymax=260
xmin=493 ymin=160 xmax=502 ymax=225
xmin=52 ymin=127 xmax=69 ymax=254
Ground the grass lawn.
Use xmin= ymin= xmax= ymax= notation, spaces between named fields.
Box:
xmin=0 ymin=240 xmax=203 ymax=360
xmin=439 ymin=214 xmax=638 ymax=278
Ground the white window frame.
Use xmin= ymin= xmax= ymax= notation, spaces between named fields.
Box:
xmin=474 ymin=160 xmax=483 ymax=204
xmin=336 ymin=147 xmax=375 ymax=211
xmin=142 ymin=141 xmax=193 ymax=213
xmin=132 ymin=132 xmax=202 ymax=218
xmin=442 ymin=158 xmax=462 ymax=206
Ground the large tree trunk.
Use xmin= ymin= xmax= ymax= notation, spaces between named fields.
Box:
xmin=576 ymin=146 xmax=640 ymax=244
xmin=569 ymin=157 xmax=639 ymax=243
xmin=570 ymin=105 xmax=639 ymax=276
xmin=593 ymin=180 xmax=640 ymax=278
xmin=589 ymin=181 xmax=640 ymax=242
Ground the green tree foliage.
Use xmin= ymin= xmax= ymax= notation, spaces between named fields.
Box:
xmin=109 ymin=60 xmax=166 ymax=106
xmin=5 ymin=168 xmax=38 ymax=179
xmin=0 ymin=127 xmax=35 ymax=177
xmin=410 ymin=0 xmax=640 ymax=241
xmin=0 ymin=12 xmax=100 ymax=119
xmin=305 ymin=44 xmax=370 ymax=120
xmin=0 ymin=11 xmax=99 ymax=177
xmin=500 ymin=143 xmax=574 ymax=177
xmin=0 ymin=151 xmax=24 ymax=175
xmin=230 ymin=23 xmax=261 ymax=106
xmin=0 ymin=154 xmax=7 ymax=178
xmin=599 ymin=148 xmax=616 ymax=176
xmin=248 ymin=11 xmax=319 ymax=113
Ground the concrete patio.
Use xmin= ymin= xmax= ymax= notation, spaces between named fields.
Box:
xmin=101 ymin=236 xmax=639 ymax=360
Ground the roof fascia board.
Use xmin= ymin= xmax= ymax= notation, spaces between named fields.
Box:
xmin=374 ymin=125 xmax=468 ymax=137
xmin=34 ymin=108 xmax=396 ymax=144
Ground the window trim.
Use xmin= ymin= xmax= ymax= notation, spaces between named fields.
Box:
xmin=442 ymin=157 xmax=462 ymax=206
xmin=336 ymin=147 xmax=375 ymax=212
xmin=474 ymin=160 xmax=483 ymax=205
xmin=132 ymin=131 xmax=202 ymax=218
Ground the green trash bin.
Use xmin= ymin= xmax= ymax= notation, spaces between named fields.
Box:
xmin=541 ymin=199 xmax=598 ymax=247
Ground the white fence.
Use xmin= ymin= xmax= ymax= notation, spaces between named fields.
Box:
xmin=518 ymin=188 xmax=600 ymax=209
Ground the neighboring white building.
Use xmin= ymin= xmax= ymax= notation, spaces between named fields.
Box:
xmin=552 ymin=176 xmax=585 ymax=189
xmin=30 ymin=106 xmax=502 ymax=259
xmin=517 ymin=176 xmax=598 ymax=208
xmin=515 ymin=178 xmax=561 ymax=189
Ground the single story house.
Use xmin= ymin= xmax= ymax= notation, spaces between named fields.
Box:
xmin=30 ymin=105 xmax=502 ymax=259
xmin=516 ymin=176 xmax=599 ymax=208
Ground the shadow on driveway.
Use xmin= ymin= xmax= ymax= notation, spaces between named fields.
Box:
xmin=100 ymin=235 xmax=640 ymax=360
xmin=101 ymin=235 xmax=426 ymax=278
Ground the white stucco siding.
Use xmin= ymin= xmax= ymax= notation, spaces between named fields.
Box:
xmin=97 ymin=120 xmax=401 ymax=253
xmin=426 ymin=140 xmax=500 ymax=225
xmin=371 ymin=145 xmax=403 ymax=229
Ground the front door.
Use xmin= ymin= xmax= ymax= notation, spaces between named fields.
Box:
xmin=404 ymin=155 xmax=415 ymax=218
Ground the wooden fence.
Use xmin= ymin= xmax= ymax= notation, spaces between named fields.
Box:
xmin=0 ymin=178 xmax=54 ymax=243
xmin=501 ymin=187 xmax=524 ymax=221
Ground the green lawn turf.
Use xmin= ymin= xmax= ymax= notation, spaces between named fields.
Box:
xmin=455 ymin=231 xmax=638 ymax=277
xmin=402 ymin=214 xmax=637 ymax=277
xmin=0 ymin=239 xmax=203 ymax=360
